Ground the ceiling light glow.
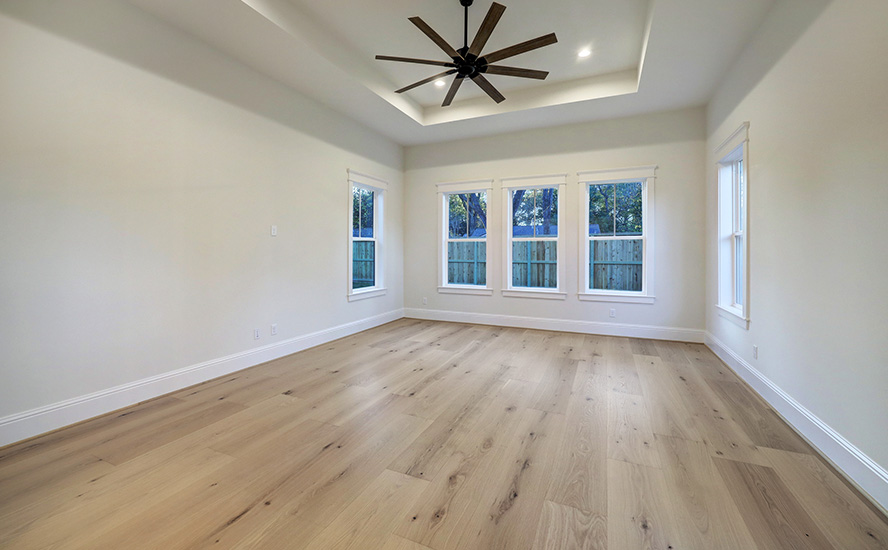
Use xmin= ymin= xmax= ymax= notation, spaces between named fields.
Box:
xmin=578 ymin=48 xmax=592 ymax=59
xmin=435 ymin=79 xmax=446 ymax=87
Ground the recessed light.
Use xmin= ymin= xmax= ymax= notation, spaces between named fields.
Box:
xmin=435 ymin=79 xmax=446 ymax=87
xmin=578 ymin=48 xmax=592 ymax=59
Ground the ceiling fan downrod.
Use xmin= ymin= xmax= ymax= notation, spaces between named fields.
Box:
xmin=461 ymin=0 xmax=473 ymax=50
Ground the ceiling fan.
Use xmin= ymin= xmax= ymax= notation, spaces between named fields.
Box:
xmin=376 ymin=0 xmax=558 ymax=107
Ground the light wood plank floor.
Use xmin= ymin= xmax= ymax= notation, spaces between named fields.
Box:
xmin=1 ymin=319 xmax=886 ymax=549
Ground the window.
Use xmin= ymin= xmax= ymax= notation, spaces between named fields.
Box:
xmin=502 ymin=175 xmax=567 ymax=299
xmin=437 ymin=180 xmax=493 ymax=295
xmin=716 ymin=123 xmax=749 ymax=326
xmin=578 ymin=166 xmax=657 ymax=304
xmin=347 ymin=170 xmax=386 ymax=301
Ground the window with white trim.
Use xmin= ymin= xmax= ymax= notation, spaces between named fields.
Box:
xmin=502 ymin=175 xmax=567 ymax=299
xmin=716 ymin=123 xmax=749 ymax=325
xmin=347 ymin=170 xmax=386 ymax=301
xmin=578 ymin=166 xmax=656 ymax=304
xmin=437 ymin=180 xmax=493 ymax=295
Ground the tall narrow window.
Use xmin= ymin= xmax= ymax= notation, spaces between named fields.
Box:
xmin=347 ymin=170 xmax=387 ymax=301
xmin=352 ymin=187 xmax=375 ymax=289
xmin=733 ymin=159 xmax=746 ymax=307
xmin=578 ymin=166 xmax=656 ymax=304
xmin=716 ymin=123 xmax=749 ymax=326
xmin=503 ymin=175 xmax=566 ymax=299
xmin=437 ymin=180 xmax=493 ymax=295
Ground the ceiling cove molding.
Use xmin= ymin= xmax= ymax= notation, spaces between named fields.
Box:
xmin=240 ymin=0 xmax=645 ymax=127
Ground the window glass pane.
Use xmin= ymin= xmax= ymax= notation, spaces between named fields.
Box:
xmin=448 ymin=241 xmax=486 ymax=286
xmin=615 ymin=182 xmax=643 ymax=236
xmin=735 ymin=235 xmax=744 ymax=305
xmin=512 ymin=189 xmax=535 ymax=238
xmin=352 ymin=187 xmax=361 ymax=238
xmin=467 ymin=192 xmax=488 ymax=238
xmin=448 ymin=194 xmax=468 ymax=238
xmin=512 ymin=240 xmax=557 ymax=288
xmin=360 ymin=189 xmax=374 ymax=238
xmin=352 ymin=241 xmax=375 ymax=289
xmin=738 ymin=160 xmax=745 ymax=232
xmin=590 ymin=239 xmax=643 ymax=291
xmin=589 ymin=184 xmax=615 ymax=236
xmin=448 ymin=192 xmax=487 ymax=239
xmin=537 ymin=188 xmax=558 ymax=236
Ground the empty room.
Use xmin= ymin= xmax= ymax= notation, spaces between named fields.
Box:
xmin=1 ymin=0 xmax=886 ymax=548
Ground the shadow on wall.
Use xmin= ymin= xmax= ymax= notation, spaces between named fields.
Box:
xmin=0 ymin=0 xmax=402 ymax=170
xmin=707 ymin=0 xmax=832 ymax=134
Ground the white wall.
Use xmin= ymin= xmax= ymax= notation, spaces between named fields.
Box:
xmin=706 ymin=0 xmax=888 ymax=505
xmin=0 ymin=2 xmax=403 ymax=438
xmin=404 ymin=108 xmax=706 ymax=340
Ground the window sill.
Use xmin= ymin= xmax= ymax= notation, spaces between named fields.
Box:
xmin=348 ymin=288 xmax=387 ymax=302
xmin=578 ymin=293 xmax=655 ymax=304
xmin=502 ymin=289 xmax=567 ymax=301
xmin=716 ymin=304 xmax=749 ymax=329
xmin=438 ymin=286 xmax=493 ymax=296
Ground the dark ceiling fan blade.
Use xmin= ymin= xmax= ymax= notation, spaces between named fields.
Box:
xmin=409 ymin=16 xmax=462 ymax=59
xmin=395 ymin=69 xmax=458 ymax=94
xmin=375 ymin=55 xmax=457 ymax=68
xmin=471 ymin=73 xmax=506 ymax=104
xmin=482 ymin=33 xmax=558 ymax=64
xmin=467 ymin=2 xmax=506 ymax=58
xmin=483 ymin=65 xmax=549 ymax=79
xmin=442 ymin=76 xmax=464 ymax=107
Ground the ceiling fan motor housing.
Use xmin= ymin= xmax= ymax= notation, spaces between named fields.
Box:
xmin=454 ymin=47 xmax=487 ymax=77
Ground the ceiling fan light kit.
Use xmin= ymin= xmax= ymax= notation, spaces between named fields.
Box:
xmin=376 ymin=0 xmax=558 ymax=107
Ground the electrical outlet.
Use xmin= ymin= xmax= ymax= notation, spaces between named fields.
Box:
xmin=609 ymin=308 xmax=616 ymax=318
xmin=270 ymin=225 xmax=277 ymax=237
xmin=271 ymin=324 xmax=278 ymax=336
xmin=254 ymin=328 xmax=260 ymax=340
xmin=753 ymin=345 xmax=758 ymax=359
xmin=422 ymin=297 xmax=428 ymax=305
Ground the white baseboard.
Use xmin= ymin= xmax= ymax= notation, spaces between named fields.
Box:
xmin=404 ymin=308 xmax=705 ymax=343
xmin=0 ymin=309 xmax=405 ymax=448
xmin=705 ymin=332 xmax=888 ymax=512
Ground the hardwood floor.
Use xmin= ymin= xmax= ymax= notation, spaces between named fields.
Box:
xmin=1 ymin=319 xmax=886 ymax=549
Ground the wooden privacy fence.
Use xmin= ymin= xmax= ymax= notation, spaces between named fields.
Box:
xmin=512 ymin=240 xmax=557 ymax=288
xmin=447 ymin=241 xmax=487 ymax=285
xmin=590 ymin=239 xmax=642 ymax=291
xmin=352 ymin=241 xmax=375 ymax=288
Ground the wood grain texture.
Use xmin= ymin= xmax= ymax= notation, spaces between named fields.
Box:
xmin=532 ymin=500 xmax=606 ymax=550
xmin=714 ymin=457 xmax=835 ymax=550
xmin=656 ymin=434 xmax=759 ymax=549
xmin=607 ymin=459 xmax=688 ymax=550
xmin=762 ymin=447 xmax=888 ymax=549
xmin=1 ymin=319 xmax=884 ymax=549
xmin=607 ymin=391 xmax=662 ymax=468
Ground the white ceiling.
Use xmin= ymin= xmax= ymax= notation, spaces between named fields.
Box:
xmin=125 ymin=0 xmax=776 ymax=146
xmin=290 ymin=0 xmax=650 ymax=107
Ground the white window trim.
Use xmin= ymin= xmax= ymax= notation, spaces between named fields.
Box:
xmin=501 ymin=174 xmax=567 ymax=300
xmin=715 ymin=123 xmax=750 ymax=328
xmin=577 ymin=166 xmax=657 ymax=304
xmin=437 ymin=179 xmax=494 ymax=296
xmin=347 ymin=169 xmax=387 ymax=302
